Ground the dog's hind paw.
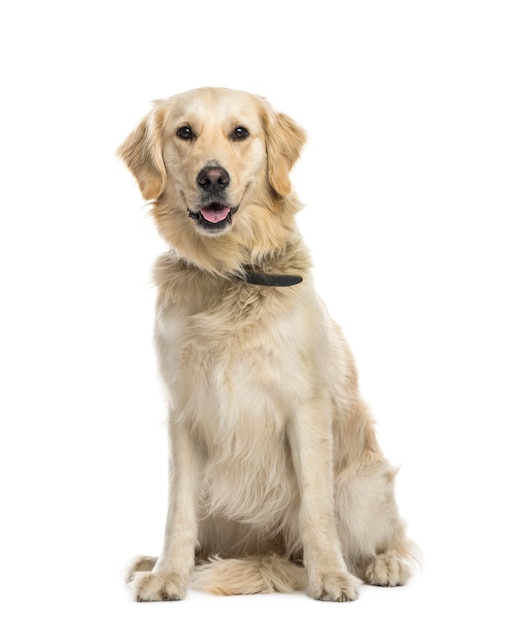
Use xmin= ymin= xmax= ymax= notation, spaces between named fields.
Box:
xmin=365 ymin=550 xmax=411 ymax=587
xmin=125 ymin=555 xmax=157 ymax=584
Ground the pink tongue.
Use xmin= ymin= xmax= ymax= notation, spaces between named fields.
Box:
xmin=200 ymin=206 xmax=230 ymax=223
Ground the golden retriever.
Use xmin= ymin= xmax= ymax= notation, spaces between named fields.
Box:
xmin=118 ymin=87 xmax=416 ymax=602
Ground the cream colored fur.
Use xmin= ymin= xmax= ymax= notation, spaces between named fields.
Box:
xmin=118 ymin=87 xmax=417 ymax=602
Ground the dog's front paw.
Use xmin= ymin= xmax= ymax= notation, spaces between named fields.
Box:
xmin=308 ymin=571 xmax=361 ymax=602
xmin=365 ymin=550 xmax=411 ymax=587
xmin=130 ymin=570 xmax=187 ymax=602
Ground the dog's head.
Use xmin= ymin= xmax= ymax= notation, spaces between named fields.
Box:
xmin=118 ymin=87 xmax=306 ymax=271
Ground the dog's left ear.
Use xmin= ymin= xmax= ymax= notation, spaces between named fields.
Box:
xmin=117 ymin=104 xmax=167 ymax=200
xmin=262 ymin=104 xmax=307 ymax=197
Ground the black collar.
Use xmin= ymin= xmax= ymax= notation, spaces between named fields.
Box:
xmin=242 ymin=270 xmax=303 ymax=287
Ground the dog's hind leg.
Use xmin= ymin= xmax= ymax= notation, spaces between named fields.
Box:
xmin=337 ymin=464 xmax=418 ymax=587
xmin=363 ymin=548 xmax=413 ymax=587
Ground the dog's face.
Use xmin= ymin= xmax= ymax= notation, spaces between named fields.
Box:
xmin=119 ymin=88 xmax=306 ymax=269
xmin=161 ymin=89 xmax=268 ymax=236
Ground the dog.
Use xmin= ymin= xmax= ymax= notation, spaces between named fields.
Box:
xmin=118 ymin=87 xmax=416 ymax=602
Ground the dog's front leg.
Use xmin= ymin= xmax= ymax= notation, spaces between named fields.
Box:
xmin=288 ymin=397 xmax=361 ymax=602
xmin=131 ymin=416 xmax=200 ymax=601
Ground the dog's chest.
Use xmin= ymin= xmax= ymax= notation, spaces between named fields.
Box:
xmin=156 ymin=296 xmax=304 ymax=521
xmin=157 ymin=296 xmax=303 ymax=422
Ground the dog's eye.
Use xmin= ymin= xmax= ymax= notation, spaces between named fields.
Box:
xmin=176 ymin=126 xmax=193 ymax=140
xmin=232 ymin=127 xmax=249 ymax=141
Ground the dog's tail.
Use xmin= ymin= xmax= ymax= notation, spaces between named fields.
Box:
xmin=191 ymin=554 xmax=307 ymax=595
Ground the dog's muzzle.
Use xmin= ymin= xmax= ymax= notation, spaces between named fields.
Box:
xmin=189 ymin=166 xmax=237 ymax=232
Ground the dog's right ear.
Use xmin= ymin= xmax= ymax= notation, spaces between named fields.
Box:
xmin=117 ymin=104 xmax=167 ymax=200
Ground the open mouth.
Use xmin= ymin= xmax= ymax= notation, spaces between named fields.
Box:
xmin=188 ymin=202 xmax=236 ymax=231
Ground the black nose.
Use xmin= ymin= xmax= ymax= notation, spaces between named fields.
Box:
xmin=197 ymin=166 xmax=230 ymax=192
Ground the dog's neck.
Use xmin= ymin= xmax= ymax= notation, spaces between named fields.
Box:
xmin=238 ymin=240 xmax=306 ymax=287
xmin=240 ymin=268 xmax=303 ymax=287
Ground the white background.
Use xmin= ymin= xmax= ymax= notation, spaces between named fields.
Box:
xmin=1 ymin=1 xmax=509 ymax=624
